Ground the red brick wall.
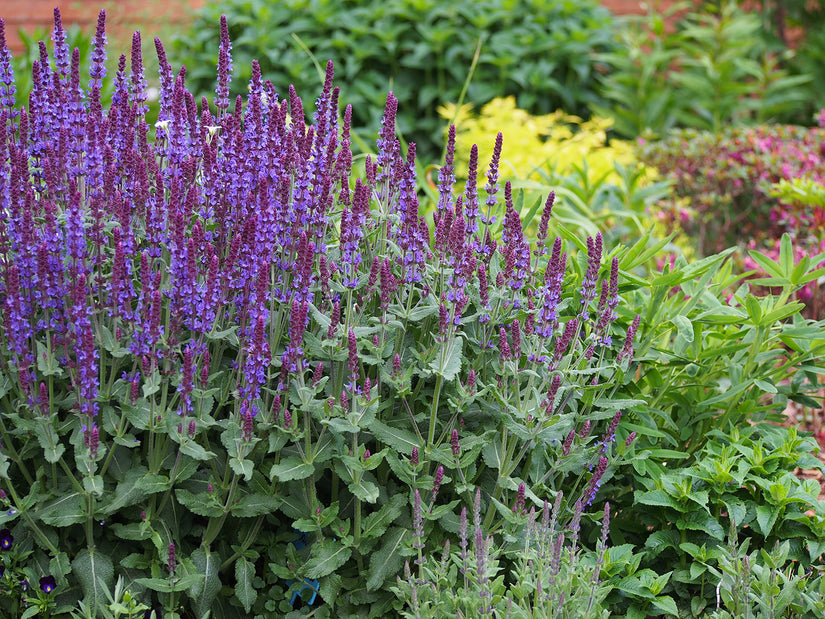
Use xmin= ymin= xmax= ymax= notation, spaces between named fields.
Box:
xmin=2 ymin=0 xmax=206 ymax=56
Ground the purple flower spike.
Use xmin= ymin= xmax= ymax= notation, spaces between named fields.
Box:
xmin=513 ymin=482 xmax=526 ymax=515
xmin=618 ymin=314 xmax=641 ymax=364
xmin=410 ymin=446 xmax=419 ymax=466
xmin=167 ymin=543 xmax=176 ymax=574
xmin=0 ymin=19 xmax=16 ymax=109
xmin=437 ymin=125 xmax=456 ymax=213
xmin=216 ymin=14 xmax=233 ymax=112
xmin=431 ymin=465 xmax=444 ymax=503
xmin=451 ymin=428 xmax=460 ymax=458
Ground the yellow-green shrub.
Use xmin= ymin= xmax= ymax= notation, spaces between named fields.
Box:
xmin=439 ymin=96 xmax=639 ymax=186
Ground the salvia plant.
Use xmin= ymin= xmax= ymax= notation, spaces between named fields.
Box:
xmin=0 ymin=9 xmax=646 ymax=618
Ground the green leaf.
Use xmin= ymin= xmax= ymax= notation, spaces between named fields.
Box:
xmin=235 ymin=557 xmax=257 ymax=613
xmin=179 ymin=440 xmax=216 ymax=461
xmin=269 ymin=456 xmax=315 ymax=482
xmin=635 ymin=489 xmax=679 ymax=510
xmin=72 ymin=549 xmax=114 ymax=614
xmin=304 ymin=538 xmax=352 ymax=579
xmin=671 ymin=315 xmax=694 ymax=343
xmin=36 ymin=340 xmax=65 ymax=377
xmin=756 ymin=504 xmax=779 ymax=538
xmin=36 ymin=492 xmax=86 ymax=527
xmin=430 ymin=336 xmax=463 ymax=381
xmin=365 ymin=419 xmax=419 ymax=454
xmin=366 ymin=526 xmax=408 ymax=590
xmin=33 ymin=421 xmax=65 ymax=463
xmin=175 ymin=489 xmax=224 ymax=517
xmin=651 ymin=595 xmax=679 ymax=616
xmin=348 ymin=479 xmax=379 ymax=503
xmin=229 ymin=457 xmax=254 ymax=481
xmin=231 ymin=493 xmax=282 ymax=517
xmin=361 ymin=494 xmax=406 ymax=540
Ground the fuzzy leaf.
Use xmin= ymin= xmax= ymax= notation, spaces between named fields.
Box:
xmin=430 ymin=336 xmax=463 ymax=381
xmin=235 ymin=557 xmax=257 ymax=613
xmin=348 ymin=479 xmax=379 ymax=503
xmin=269 ymin=456 xmax=315 ymax=482
xmin=72 ymin=549 xmax=114 ymax=614
xmin=179 ymin=440 xmax=217 ymax=461
xmin=366 ymin=526 xmax=408 ymax=590
xmin=304 ymin=538 xmax=352 ymax=579
xmin=231 ymin=493 xmax=282 ymax=517
xmin=364 ymin=419 xmax=419 ymax=454
xmin=36 ymin=492 xmax=86 ymax=526
xmin=175 ymin=489 xmax=224 ymax=517
xmin=361 ymin=494 xmax=406 ymax=540
xmin=34 ymin=421 xmax=65 ymax=463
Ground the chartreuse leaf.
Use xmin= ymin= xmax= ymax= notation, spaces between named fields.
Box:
xmin=190 ymin=548 xmax=221 ymax=618
xmin=303 ymin=538 xmax=352 ymax=579
xmin=72 ymin=549 xmax=114 ymax=615
xmin=366 ymin=526 xmax=408 ymax=591
xmin=235 ymin=557 xmax=257 ymax=613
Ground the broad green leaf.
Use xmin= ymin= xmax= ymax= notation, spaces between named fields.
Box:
xmin=756 ymin=504 xmax=779 ymax=538
xmin=36 ymin=340 xmax=65 ymax=377
xmin=235 ymin=557 xmax=257 ymax=613
xmin=175 ymin=489 xmax=224 ymax=517
xmin=652 ymin=595 xmax=679 ymax=616
xmin=303 ymin=538 xmax=352 ymax=579
xmin=365 ymin=419 xmax=419 ymax=454
xmin=72 ymin=549 xmax=114 ymax=614
xmin=366 ymin=526 xmax=408 ymax=591
xmin=179 ymin=440 xmax=217 ymax=462
xmin=231 ymin=493 xmax=281 ymax=517
xmin=34 ymin=421 xmax=65 ymax=463
xmin=36 ymin=492 xmax=86 ymax=527
xmin=430 ymin=336 xmax=463 ymax=381
xmin=348 ymin=479 xmax=379 ymax=503
xmin=269 ymin=456 xmax=315 ymax=482
xmin=635 ymin=489 xmax=679 ymax=510
xmin=361 ymin=494 xmax=406 ymax=540
xmin=229 ymin=457 xmax=254 ymax=481
xmin=670 ymin=315 xmax=694 ymax=343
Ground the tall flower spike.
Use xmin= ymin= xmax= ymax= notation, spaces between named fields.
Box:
xmin=618 ymin=314 xmax=641 ymax=364
xmin=0 ymin=19 xmax=16 ymax=109
xmin=89 ymin=11 xmax=107 ymax=90
xmin=437 ymin=125 xmax=456 ymax=213
xmin=215 ymin=14 xmax=233 ymax=112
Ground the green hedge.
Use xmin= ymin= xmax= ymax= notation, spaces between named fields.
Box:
xmin=170 ymin=0 xmax=618 ymax=159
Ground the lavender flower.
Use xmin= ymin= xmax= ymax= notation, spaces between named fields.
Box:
xmin=618 ymin=314 xmax=641 ymax=364
xmin=451 ymin=428 xmax=460 ymax=458
xmin=579 ymin=232 xmax=603 ymax=320
xmin=215 ymin=14 xmax=233 ymax=112
xmin=431 ymin=465 xmax=444 ymax=503
xmin=0 ymin=20 xmax=15 ymax=109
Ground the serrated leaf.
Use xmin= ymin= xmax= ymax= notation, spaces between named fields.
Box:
xmin=190 ymin=549 xmax=221 ymax=619
xmin=229 ymin=456 xmax=254 ymax=481
xmin=303 ymin=538 xmax=352 ymax=579
xmin=34 ymin=421 xmax=65 ymax=463
xmin=269 ymin=456 xmax=315 ymax=482
xmin=635 ymin=489 xmax=678 ymax=509
xmin=364 ymin=419 xmax=419 ymax=454
xmin=348 ymin=479 xmax=379 ymax=503
xmin=652 ymin=595 xmax=679 ymax=616
xmin=175 ymin=489 xmax=224 ymax=517
xmin=231 ymin=492 xmax=281 ymax=517
xmin=36 ymin=492 xmax=86 ymax=526
xmin=235 ymin=557 xmax=257 ymax=613
xmin=72 ymin=549 xmax=114 ymax=614
xmin=36 ymin=340 xmax=64 ymax=377
xmin=361 ymin=494 xmax=406 ymax=540
xmin=366 ymin=527 xmax=408 ymax=590
xmin=179 ymin=440 xmax=216 ymax=461
xmin=430 ymin=336 xmax=463 ymax=381
xmin=756 ymin=504 xmax=779 ymax=538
